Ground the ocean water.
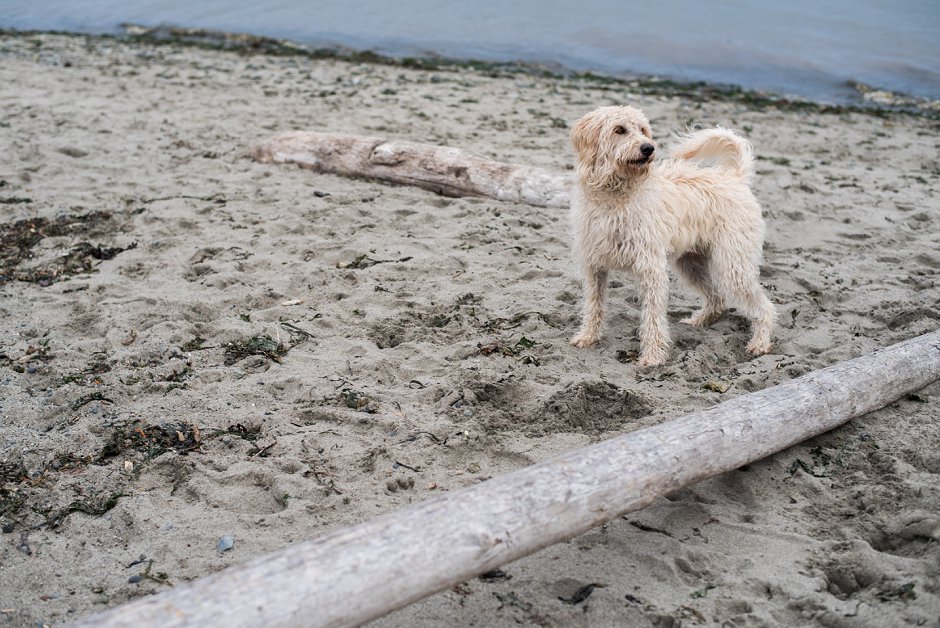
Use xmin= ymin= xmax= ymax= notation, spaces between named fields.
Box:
xmin=2 ymin=0 xmax=938 ymax=103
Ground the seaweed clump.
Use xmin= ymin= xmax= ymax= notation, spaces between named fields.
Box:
xmin=0 ymin=211 xmax=136 ymax=286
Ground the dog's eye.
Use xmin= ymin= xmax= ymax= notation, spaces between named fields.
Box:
xmin=614 ymin=126 xmax=626 ymax=135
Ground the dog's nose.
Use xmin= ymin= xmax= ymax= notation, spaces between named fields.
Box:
xmin=640 ymin=143 xmax=655 ymax=157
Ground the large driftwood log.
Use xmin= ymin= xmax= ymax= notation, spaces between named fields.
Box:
xmin=252 ymin=132 xmax=571 ymax=208
xmin=72 ymin=331 xmax=940 ymax=628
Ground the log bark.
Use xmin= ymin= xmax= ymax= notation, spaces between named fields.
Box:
xmin=71 ymin=331 xmax=940 ymax=628
xmin=252 ymin=132 xmax=571 ymax=208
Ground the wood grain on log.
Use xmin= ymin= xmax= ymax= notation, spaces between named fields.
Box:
xmin=71 ymin=331 xmax=940 ymax=628
xmin=252 ymin=132 xmax=571 ymax=208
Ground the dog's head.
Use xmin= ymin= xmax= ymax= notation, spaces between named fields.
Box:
xmin=570 ymin=106 xmax=656 ymax=190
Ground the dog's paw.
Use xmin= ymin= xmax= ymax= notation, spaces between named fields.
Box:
xmin=681 ymin=307 xmax=724 ymax=328
xmin=569 ymin=332 xmax=599 ymax=348
xmin=637 ymin=348 xmax=668 ymax=367
xmin=681 ymin=312 xmax=712 ymax=328
xmin=745 ymin=339 xmax=773 ymax=356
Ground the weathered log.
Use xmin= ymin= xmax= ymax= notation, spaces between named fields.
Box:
xmin=252 ymin=132 xmax=571 ymax=208
xmin=71 ymin=331 xmax=940 ymax=628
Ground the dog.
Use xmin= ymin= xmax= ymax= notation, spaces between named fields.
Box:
xmin=568 ymin=105 xmax=776 ymax=367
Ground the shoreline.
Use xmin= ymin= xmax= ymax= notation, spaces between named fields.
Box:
xmin=0 ymin=29 xmax=938 ymax=627
xmin=3 ymin=25 xmax=940 ymax=119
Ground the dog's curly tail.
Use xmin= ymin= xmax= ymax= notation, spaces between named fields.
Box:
xmin=669 ymin=128 xmax=755 ymax=181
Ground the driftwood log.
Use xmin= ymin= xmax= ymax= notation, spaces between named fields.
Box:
xmin=252 ymin=132 xmax=571 ymax=208
xmin=71 ymin=331 xmax=940 ymax=628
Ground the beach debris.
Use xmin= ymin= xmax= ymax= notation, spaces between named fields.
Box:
xmin=558 ymin=582 xmax=604 ymax=605
xmin=636 ymin=369 xmax=675 ymax=382
xmin=253 ymin=132 xmax=571 ymax=208
xmin=42 ymin=492 xmax=125 ymax=529
xmin=615 ymin=349 xmax=636 ymax=364
xmin=336 ymin=254 xmax=413 ymax=269
xmin=0 ymin=210 xmax=136 ymax=286
xmin=71 ymin=392 xmax=114 ymax=411
xmin=62 ymin=353 xmax=111 ymax=385
xmin=479 ymin=569 xmax=511 ymax=582
xmin=0 ymin=339 xmax=54 ymax=373
xmin=0 ymin=196 xmax=32 ymax=205
xmin=96 ymin=422 xmax=204 ymax=462
xmin=703 ymin=381 xmax=731 ymax=393
xmin=341 ymin=388 xmax=377 ymax=413
xmin=397 ymin=430 xmax=448 ymax=446
xmin=220 ymin=423 xmax=262 ymax=443
xmin=120 ymin=330 xmax=137 ymax=346
xmin=429 ymin=314 xmax=450 ymax=328
xmin=248 ymin=441 xmax=276 ymax=458
xmin=679 ymin=606 xmax=708 ymax=623
xmin=280 ymin=299 xmax=303 ymax=306
xmin=304 ymin=465 xmax=343 ymax=496
xmin=478 ymin=335 xmax=538 ymax=359
xmin=786 ymin=457 xmax=827 ymax=478
xmin=217 ymin=536 xmax=235 ymax=553
xmin=280 ymin=322 xmax=315 ymax=341
xmin=128 ymin=559 xmax=173 ymax=587
xmin=690 ymin=584 xmax=716 ymax=599
xmin=877 ymin=582 xmax=917 ymax=602
xmin=180 ymin=336 xmax=210 ymax=352
xmin=481 ymin=311 xmax=548 ymax=332
xmin=223 ymin=335 xmax=289 ymax=365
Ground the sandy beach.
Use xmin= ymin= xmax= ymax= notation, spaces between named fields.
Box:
xmin=0 ymin=31 xmax=938 ymax=627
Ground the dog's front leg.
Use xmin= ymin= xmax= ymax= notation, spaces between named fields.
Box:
xmin=570 ymin=268 xmax=608 ymax=348
xmin=636 ymin=266 xmax=671 ymax=367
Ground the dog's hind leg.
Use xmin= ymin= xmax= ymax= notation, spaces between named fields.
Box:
xmin=570 ymin=268 xmax=608 ymax=348
xmin=674 ymin=251 xmax=725 ymax=327
xmin=710 ymin=247 xmax=776 ymax=355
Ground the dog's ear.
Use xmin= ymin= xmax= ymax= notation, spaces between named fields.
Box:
xmin=571 ymin=110 xmax=613 ymax=188
xmin=570 ymin=110 xmax=602 ymax=161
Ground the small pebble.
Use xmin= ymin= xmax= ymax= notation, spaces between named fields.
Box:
xmin=221 ymin=435 xmax=232 ymax=447
xmin=127 ymin=575 xmax=143 ymax=584
xmin=217 ymin=535 xmax=235 ymax=552
xmin=26 ymin=364 xmax=37 ymax=374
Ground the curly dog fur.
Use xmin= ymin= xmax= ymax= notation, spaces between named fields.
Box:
xmin=569 ymin=105 xmax=776 ymax=366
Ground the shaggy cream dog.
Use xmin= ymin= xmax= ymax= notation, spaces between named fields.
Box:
xmin=569 ymin=105 xmax=776 ymax=366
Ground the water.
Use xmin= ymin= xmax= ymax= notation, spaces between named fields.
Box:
xmin=3 ymin=0 xmax=938 ymax=103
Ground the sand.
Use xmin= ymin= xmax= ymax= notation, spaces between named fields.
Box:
xmin=0 ymin=31 xmax=938 ymax=627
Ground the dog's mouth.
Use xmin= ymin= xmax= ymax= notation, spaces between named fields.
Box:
xmin=625 ymin=156 xmax=652 ymax=166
